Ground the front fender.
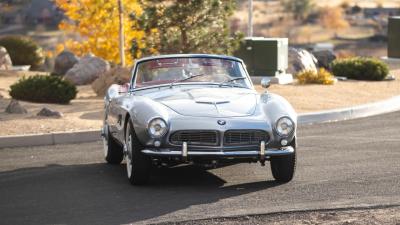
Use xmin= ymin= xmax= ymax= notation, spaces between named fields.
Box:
xmin=260 ymin=93 xmax=297 ymax=143
xmin=127 ymin=96 xmax=174 ymax=146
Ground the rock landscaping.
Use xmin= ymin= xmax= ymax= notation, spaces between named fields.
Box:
xmin=36 ymin=107 xmax=63 ymax=118
xmin=53 ymin=51 xmax=79 ymax=76
xmin=288 ymin=48 xmax=318 ymax=75
xmin=5 ymin=99 xmax=27 ymax=114
xmin=312 ymin=49 xmax=337 ymax=70
xmin=0 ymin=46 xmax=12 ymax=70
xmin=64 ymin=54 xmax=110 ymax=85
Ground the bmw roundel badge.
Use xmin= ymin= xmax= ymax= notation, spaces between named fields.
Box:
xmin=217 ymin=120 xmax=226 ymax=125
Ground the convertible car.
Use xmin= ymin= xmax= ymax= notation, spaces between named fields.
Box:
xmin=102 ymin=54 xmax=297 ymax=185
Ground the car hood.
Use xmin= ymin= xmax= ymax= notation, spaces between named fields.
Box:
xmin=147 ymin=87 xmax=258 ymax=118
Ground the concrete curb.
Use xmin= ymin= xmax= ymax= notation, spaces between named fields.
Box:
xmin=0 ymin=130 xmax=101 ymax=149
xmin=1 ymin=95 xmax=400 ymax=149
xmin=298 ymin=95 xmax=400 ymax=125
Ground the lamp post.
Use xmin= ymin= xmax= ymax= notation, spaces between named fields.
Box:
xmin=248 ymin=0 xmax=253 ymax=37
xmin=118 ymin=0 xmax=125 ymax=66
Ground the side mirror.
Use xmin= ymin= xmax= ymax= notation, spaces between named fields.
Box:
xmin=106 ymin=84 xmax=120 ymax=100
xmin=118 ymin=83 xmax=130 ymax=93
xmin=261 ymin=78 xmax=271 ymax=89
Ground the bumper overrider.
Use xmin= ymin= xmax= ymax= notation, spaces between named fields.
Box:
xmin=141 ymin=141 xmax=294 ymax=161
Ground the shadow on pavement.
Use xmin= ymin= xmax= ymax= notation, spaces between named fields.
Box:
xmin=0 ymin=163 xmax=281 ymax=225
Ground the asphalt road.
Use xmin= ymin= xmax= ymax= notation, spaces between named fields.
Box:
xmin=1 ymin=111 xmax=400 ymax=225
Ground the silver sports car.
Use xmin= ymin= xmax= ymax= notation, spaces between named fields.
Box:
xmin=102 ymin=54 xmax=297 ymax=185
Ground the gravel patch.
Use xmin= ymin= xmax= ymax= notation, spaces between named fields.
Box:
xmin=160 ymin=206 xmax=400 ymax=225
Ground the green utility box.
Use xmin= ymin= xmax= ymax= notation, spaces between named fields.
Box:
xmin=388 ymin=17 xmax=400 ymax=58
xmin=234 ymin=38 xmax=288 ymax=76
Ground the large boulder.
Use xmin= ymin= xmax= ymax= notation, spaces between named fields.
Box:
xmin=53 ymin=51 xmax=78 ymax=76
xmin=5 ymin=99 xmax=27 ymax=114
xmin=91 ymin=66 xmax=131 ymax=96
xmin=288 ymin=48 xmax=318 ymax=75
xmin=312 ymin=50 xmax=337 ymax=70
xmin=64 ymin=55 xmax=110 ymax=85
xmin=0 ymin=46 xmax=12 ymax=70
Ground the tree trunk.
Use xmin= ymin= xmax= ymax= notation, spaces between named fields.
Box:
xmin=118 ymin=0 xmax=125 ymax=66
xmin=180 ymin=27 xmax=189 ymax=53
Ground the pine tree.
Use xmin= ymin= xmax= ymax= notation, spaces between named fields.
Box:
xmin=130 ymin=0 xmax=243 ymax=58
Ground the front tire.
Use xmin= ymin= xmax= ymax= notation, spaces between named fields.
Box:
xmin=125 ymin=121 xmax=151 ymax=185
xmin=103 ymin=125 xmax=123 ymax=164
xmin=270 ymin=137 xmax=297 ymax=183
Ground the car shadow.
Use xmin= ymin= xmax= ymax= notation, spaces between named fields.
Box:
xmin=0 ymin=163 xmax=282 ymax=225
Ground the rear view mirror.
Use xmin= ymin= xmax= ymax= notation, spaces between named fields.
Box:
xmin=261 ymin=78 xmax=271 ymax=89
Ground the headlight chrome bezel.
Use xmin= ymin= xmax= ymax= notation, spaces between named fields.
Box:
xmin=275 ymin=116 xmax=295 ymax=137
xmin=147 ymin=117 xmax=168 ymax=138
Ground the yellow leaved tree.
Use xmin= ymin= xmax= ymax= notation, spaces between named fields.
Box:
xmin=55 ymin=0 xmax=144 ymax=65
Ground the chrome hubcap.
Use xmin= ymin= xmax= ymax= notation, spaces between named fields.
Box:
xmin=125 ymin=134 xmax=133 ymax=178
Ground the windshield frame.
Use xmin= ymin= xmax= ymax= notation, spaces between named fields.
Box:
xmin=129 ymin=55 xmax=254 ymax=92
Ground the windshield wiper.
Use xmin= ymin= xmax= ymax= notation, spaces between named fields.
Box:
xmin=170 ymin=73 xmax=206 ymax=87
xmin=219 ymin=77 xmax=246 ymax=87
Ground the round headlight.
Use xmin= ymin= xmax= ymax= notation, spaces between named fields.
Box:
xmin=276 ymin=117 xmax=294 ymax=137
xmin=148 ymin=118 xmax=168 ymax=138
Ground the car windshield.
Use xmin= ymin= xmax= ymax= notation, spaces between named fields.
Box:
xmin=134 ymin=57 xmax=251 ymax=89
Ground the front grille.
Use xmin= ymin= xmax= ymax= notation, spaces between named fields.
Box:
xmin=224 ymin=130 xmax=269 ymax=146
xmin=170 ymin=130 xmax=219 ymax=146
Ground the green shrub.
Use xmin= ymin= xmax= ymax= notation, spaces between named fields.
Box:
xmin=331 ymin=57 xmax=389 ymax=81
xmin=0 ymin=36 xmax=45 ymax=69
xmin=9 ymin=75 xmax=77 ymax=104
xmin=296 ymin=68 xmax=336 ymax=85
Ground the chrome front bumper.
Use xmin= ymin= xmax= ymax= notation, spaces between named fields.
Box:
xmin=141 ymin=141 xmax=294 ymax=158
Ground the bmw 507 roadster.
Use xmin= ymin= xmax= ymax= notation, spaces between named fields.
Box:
xmin=102 ymin=54 xmax=297 ymax=185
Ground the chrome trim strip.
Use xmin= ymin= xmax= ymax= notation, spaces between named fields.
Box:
xmin=135 ymin=54 xmax=243 ymax=64
xmin=142 ymin=146 xmax=294 ymax=157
